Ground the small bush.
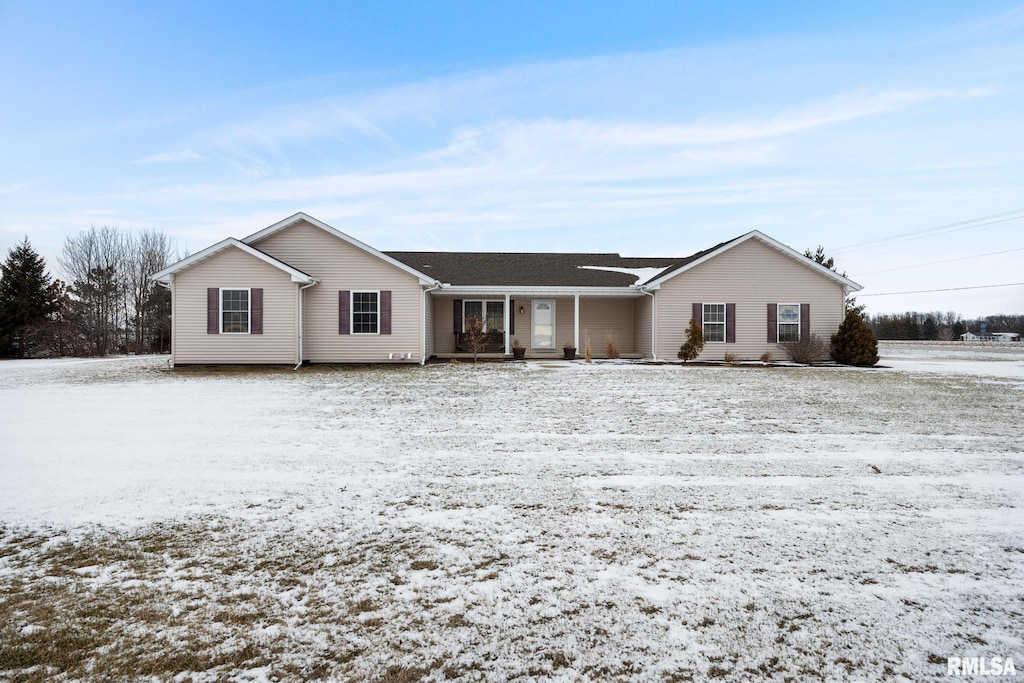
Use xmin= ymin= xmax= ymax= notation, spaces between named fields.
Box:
xmin=604 ymin=336 xmax=620 ymax=359
xmin=759 ymin=351 xmax=773 ymax=364
xmin=677 ymin=318 xmax=705 ymax=362
xmin=461 ymin=316 xmax=489 ymax=362
xmin=781 ymin=332 xmax=827 ymax=365
xmin=583 ymin=331 xmax=593 ymax=363
xmin=723 ymin=352 xmax=738 ymax=364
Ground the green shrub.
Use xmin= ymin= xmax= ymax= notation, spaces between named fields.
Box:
xmin=677 ymin=318 xmax=705 ymax=362
xmin=831 ymin=310 xmax=879 ymax=366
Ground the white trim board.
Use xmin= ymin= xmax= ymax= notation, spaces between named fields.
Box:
xmin=151 ymin=238 xmax=317 ymax=285
xmin=242 ymin=212 xmax=439 ymax=286
xmin=641 ymin=231 xmax=863 ymax=292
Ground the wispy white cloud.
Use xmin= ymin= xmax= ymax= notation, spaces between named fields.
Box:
xmin=135 ymin=150 xmax=203 ymax=164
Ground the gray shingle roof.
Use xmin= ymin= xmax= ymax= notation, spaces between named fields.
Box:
xmin=385 ymin=236 xmax=743 ymax=287
xmin=384 ymin=251 xmax=680 ymax=287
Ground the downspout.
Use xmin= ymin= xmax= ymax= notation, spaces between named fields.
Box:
xmin=421 ymin=281 xmax=442 ymax=366
xmin=294 ymin=281 xmax=317 ymax=371
xmin=639 ymin=286 xmax=657 ymax=361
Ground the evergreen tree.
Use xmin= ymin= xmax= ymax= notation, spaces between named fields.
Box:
xmin=922 ymin=316 xmax=938 ymax=341
xmin=804 ymin=245 xmax=863 ymax=315
xmin=804 ymin=245 xmax=835 ymax=271
xmin=831 ymin=310 xmax=879 ymax=366
xmin=677 ymin=317 xmax=705 ymax=362
xmin=0 ymin=238 xmax=58 ymax=357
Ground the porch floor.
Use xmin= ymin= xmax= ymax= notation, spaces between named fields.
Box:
xmin=433 ymin=352 xmax=646 ymax=361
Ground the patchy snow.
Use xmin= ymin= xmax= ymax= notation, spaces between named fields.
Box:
xmin=0 ymin=344 xmax=1022 ymax=680
xmin=879 ymin=340 xmax=1024 ymax=379
xmin=576 ymin=265 xmax=668 ymax=284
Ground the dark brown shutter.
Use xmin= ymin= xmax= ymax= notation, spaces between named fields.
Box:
xmin=380 ymin=291 xmax=392 ymax=335
xmin=726 ymin=303 xmax=736 ymax=343
xmin=453 ymin=299 xmax=463 ymax=333
xmin=250 ymin=288 xmax=263 ymax=334
xmin=509 ymin=299 xmax=515 ymax=335
xmin=800 ymin=303 xmax=810 ymax=340
xmin=692 ymin=302 xmax=702 ymax=326
xmin=767 ymin=303 xmax=777 ymax=343
xmin=207 ymin=288 xmax=219 ymax=334
xmin=339 ymin=291 xmax=350 ymax=334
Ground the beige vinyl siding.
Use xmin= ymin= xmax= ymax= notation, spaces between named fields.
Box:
xmin=423 ymin=291 xmax=434 ymax=359
xmin=634 ymin=294 xmax=653 ymax=358
xmin=655 ymin=238 xmax=846 ymax=361
xmin=253 ymin=220 xmax=422 ymax=363
xmin=579 ymin=298 xmax=635 ymax=354
xmin=433 ymin=297 xmax=456 ymax=353
xmin=172 ymin=247 xmax=298 ymax=364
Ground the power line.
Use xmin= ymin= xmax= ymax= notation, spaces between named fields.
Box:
xmin=852 ymin=246 xmax=1024 ymax=276
xmin=858 ymin=282 xmax=1024 ymax=297
xmin=829 ymin=208 xmax=1024 ymax=255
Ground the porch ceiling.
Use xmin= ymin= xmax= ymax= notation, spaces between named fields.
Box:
xmin=429 ymin=287 xmax=646 ymax=298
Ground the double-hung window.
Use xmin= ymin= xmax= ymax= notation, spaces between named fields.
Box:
xmin=352 ymin=291 xmax=379 ymax=334
xmin=221 ymin=289 xmax=250 ymax=334
xmin=778 ymin=303 xmax=800 ymax=342
xmin=703 ymin=303 xmax=725 ymax=343
xmin=463 ymin=300 xmax=505 ymax=332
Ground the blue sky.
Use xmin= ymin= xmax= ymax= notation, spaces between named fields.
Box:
xmin=2 ymin=1 xmax=1022 ymax=318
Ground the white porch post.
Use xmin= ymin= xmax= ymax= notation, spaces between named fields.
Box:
xmin=504 ymin=293 xmax=511 ymax=355
xmin=574 ymin=294 xmax=580 ymax=351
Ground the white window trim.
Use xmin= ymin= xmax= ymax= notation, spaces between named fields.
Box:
xmin=220 ymin=287 xmax=251 ymax=335
xmin=462 ymin=299 xmax=506 ymax=333
xmin=703 ymin=302 xmax=726 ymax=344
xmin=351 ymin=290 xmax=381 ymax=335
xmin=777 ymin=302 xmax=800 ymax=342
xmin=531 ymin=299 xmax=556 ymax=350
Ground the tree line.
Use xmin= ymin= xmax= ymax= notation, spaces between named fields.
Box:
xmin=0 ymin=226 xmax=178 ymax=358
xmin=863 ymin=311 xmax=1024 ymax=341
xmin=802 ymin=246 xmax=1020 ymax=343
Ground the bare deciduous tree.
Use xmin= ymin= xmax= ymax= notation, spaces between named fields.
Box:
xmin=59 ymin=225 xmax=176 ymax=356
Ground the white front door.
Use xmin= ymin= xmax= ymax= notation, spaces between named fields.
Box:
xmin=531 ymin=300 xmax=555 ymax=349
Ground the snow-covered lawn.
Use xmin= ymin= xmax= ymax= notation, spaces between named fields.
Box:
xmin=1 ymin=343 xmax=1022 ymax=681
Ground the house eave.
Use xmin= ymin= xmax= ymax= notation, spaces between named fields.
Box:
xmin=642 ymin=230 xmax=864 ymax=292
xmin=241 ymin=211 xmax=436 ymax=286
xmin=150 ymin=238 xmax=317 ymax=285
xmin=432 ymin=285 xmax=647 ymax=297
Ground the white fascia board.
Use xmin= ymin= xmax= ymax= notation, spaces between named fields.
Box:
xmin=434 ymin=285 xmax=644 ymax=298
xmin=241 ymin=211 xmax=438 ymax=286
xmin=150 ymin=238 xmax=317 ymax=285
xmin=642 ymin=230 xmax=863 ymax=292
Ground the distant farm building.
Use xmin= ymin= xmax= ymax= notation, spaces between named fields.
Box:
xmin=960 ymin=331 xmax=1021 ymax=342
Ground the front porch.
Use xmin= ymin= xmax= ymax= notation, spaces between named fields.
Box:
xmin=430 ymin=291 xmax=653 ymax=360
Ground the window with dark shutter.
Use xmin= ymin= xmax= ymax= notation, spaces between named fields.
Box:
xmin=352 ymin=292 xmax=379 ymax=334
xmin=220 ymin=289 xmax=250 ymax=333
xmin=702 ymin=303 xmax=725 ymax=343
xmin=778 ymin=303 xmax=800 ymax=342
xmin=726 ymin=303 xmax=736 ymax=343
xmin=380 ymin=291 xmax=392 ymax=335
xmin=767 ymin=303 xmax=778 ymax=343
xmin=207 ymin=288 xmax=219 ymax=334
xmin=800 ymin=303 xmax=810 ymax=341
xmin=339 ymin=290 xmax=350 ymax=335
xmin=453 ymin=299 xmax=463 ymax=334
xmin=250 ymin=288 xmax=263 ymax=335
